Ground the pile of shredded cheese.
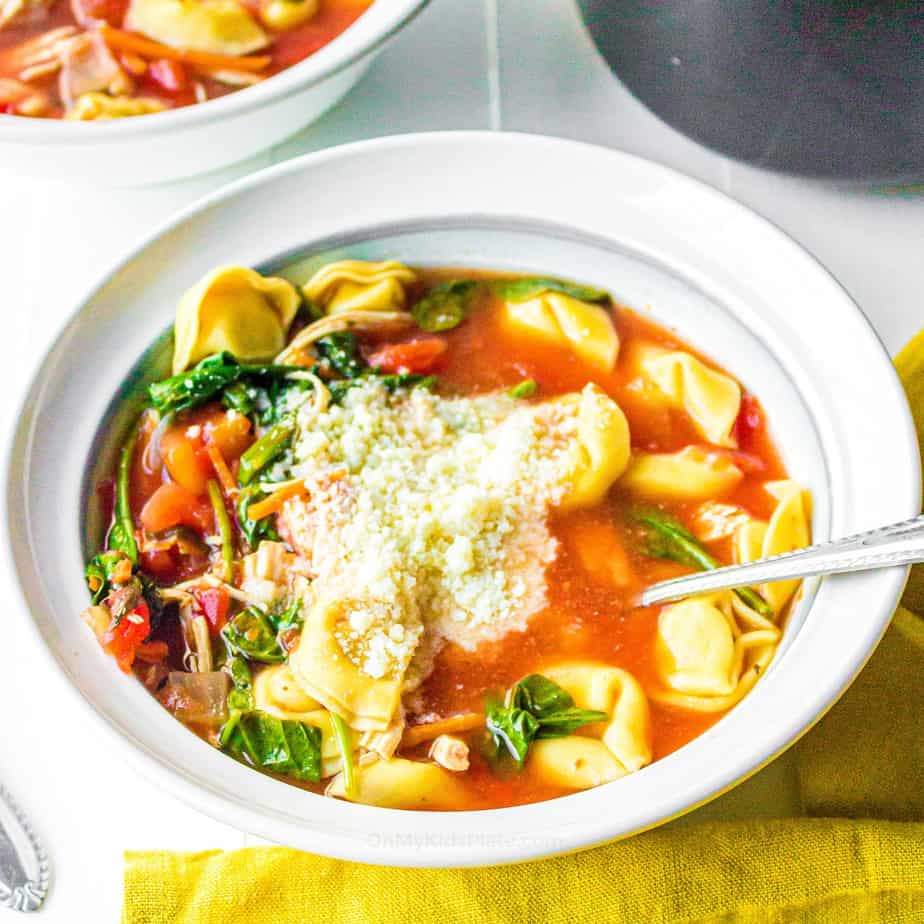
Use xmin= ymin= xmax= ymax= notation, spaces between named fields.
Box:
xmin=279 ymin=380 xmax=576 ymax=683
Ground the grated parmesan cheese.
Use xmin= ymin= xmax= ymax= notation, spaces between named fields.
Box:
xmin=279 ymin=380 xmax=586 ymax=683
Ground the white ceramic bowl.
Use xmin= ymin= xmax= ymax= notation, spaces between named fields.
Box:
xmin=0 ymin=0 xmax=428 ymax=185
xmin=4 ymin=132 xmax=919 ymax=866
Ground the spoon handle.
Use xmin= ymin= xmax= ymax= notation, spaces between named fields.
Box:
xmin=636 ymin=515 xmax=924 ymax=608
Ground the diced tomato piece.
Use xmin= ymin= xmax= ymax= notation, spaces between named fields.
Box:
xmin=367 ymin=338 xmax=448 ymax=375
xmin=102 ymin=602 xmax=150 ymax=673
xmin=140 ymin=545 xmax=179 ymax=581
xmin=1 ymin=103 xmax=17 ymax=115
xmin=148 ymin=59 xmax=189 ymax=94
xmin=161 ymin=428 xmax=212 ymax=496
xmin=71 ymin=0 xmax=129 ymax=26
xmin=140 ymin=482 xmax=214 ymax=535
xmin=194 ymin=587 xmax=231 ymax=636
xmin=734 ymin=393 xmax=762 ymax=452
xmin=204 ymin=411 xmax=253 ymax=462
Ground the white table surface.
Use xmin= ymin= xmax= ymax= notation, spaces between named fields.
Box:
xmin=2 ymin=0 xmax=923 ymax=917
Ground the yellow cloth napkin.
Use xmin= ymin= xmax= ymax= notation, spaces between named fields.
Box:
xmin=124 ymin=339 xmax=924 ymax=924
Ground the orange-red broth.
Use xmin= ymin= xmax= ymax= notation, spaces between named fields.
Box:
xmin=122 ymin=270 xmax=787 ymax=809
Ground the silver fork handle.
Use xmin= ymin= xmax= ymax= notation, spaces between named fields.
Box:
xmin=636 ymin=515 xmax=924 ymax=608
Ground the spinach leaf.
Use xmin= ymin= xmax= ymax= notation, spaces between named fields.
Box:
xmin=412 ymin=280 xmax=478 ymax=332
xmin=269 ymin=598 xmax=303 ymax=633
xmin=221 ymin=605 xmax=287 ymax=663
xmin=218 ymin=654 xmax=254 ymax=748
xmin=108 ymin=426 xmax=139 ymax=562
xmin=84 ymin=550 xmax=127 ymax=605
xmin=226 ymin=655 xmax=255 ymax=714
xmin=507 ymin=379 xmax=537 ymax=399
xmin=515 ymin=673 xmax=575 ymax=718
xmin=485 ymin=700 xmax=539 ymax=767
xmin=227 ymin=653 xmax=253 ymax=694
xmin=149 ymin=352 xmax=302 ymax=417
xmin=632 ymin=509 xmax=773 ymax=616
xmin=316 ymin=332 xmax=366 ymax=379
xmin=237 ymin=421 xmax=294 ymax=486
xmin=495 ymin=277 xmax=610 ymax=305
xmin=236 ymin=711 xmax=322 ymax=782
xmin=237 ymin=485 xmax=282 ymax=549
xmin=486 ymin=674 xmax=607 ymax=768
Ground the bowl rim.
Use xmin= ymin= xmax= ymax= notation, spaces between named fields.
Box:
xmin=3 ymin=131 xmax=919 ymax=867
xmin=0 ymin=0 xmax=429 ymax=143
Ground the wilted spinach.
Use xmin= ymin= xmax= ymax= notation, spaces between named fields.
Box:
xmin=486 ymin=674 xmax=607 ymax=768
xmin=631 ymin=509 xmax=773 ymax=616
xmin=412 ymin=280 xmax=478 ymax=332
xmin=494 ymin=277 xmax=610 ymax=304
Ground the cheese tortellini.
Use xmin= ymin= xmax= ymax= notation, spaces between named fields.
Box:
xmin=620 ymin=446 xmax=743 ymax=501
xmin=652 ymin=592 xmax=781 ymax=713
xmin=288 ymin=597 xmax=405 ymax=732
xmin=503 ymin=291 xmax=619 ymax=372
xmin=253 ymin=663 xmax=321 ymax=717
xmin=528 ymin=663 xmax=652 ymax=791
xmin=253 ymin=664 xmax=360 ymax=778
xmin=301 ymin=260 xmax=418 ymax=315
xmin=172 ymin=266 xmax=300 ymax=374
xmin=735 ymin=480 xmax=812 ymax=614
xmin=259 ymin=0 xmax=318 ymax=30
xmin=125 ymin=0 xmax=269 ymax=55
xmin=639 ymin=346 xmax=742 ymax=447
xmin=543 ymin=384 xmax=631 ymax=511
xmin=326 ymin=757 xmax=467 ymax=809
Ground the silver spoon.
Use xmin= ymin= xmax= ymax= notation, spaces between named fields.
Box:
xmin=0 ymin=784 xmax=48 ymax=913
xmin=636 ymin=513 xmax=924 ymax=608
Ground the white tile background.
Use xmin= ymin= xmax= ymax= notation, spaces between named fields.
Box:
xmin=1 ymin=0 xmax=923 ymax=917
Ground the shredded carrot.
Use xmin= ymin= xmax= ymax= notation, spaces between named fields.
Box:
xmin=205 ymin=442 xmax=236 ymax=498
xmin=401 ymin=713 xmax=484 ymax=748
xmin=134 ymin=640 xmax=169 ymax=663
xmin=98 ymin=24 xmax=271 ymax=74
xmin=247 ymin=481 xmax=308 ymax=520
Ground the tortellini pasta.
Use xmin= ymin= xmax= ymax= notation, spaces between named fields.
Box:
xmin=253 ymin=664 xmax=358 ymax=778
xmin=503 ymin=291 xmax=619 ymax=372
xmin=543 ymin=384 xmax=631 ymax=511
xmin=301 ymin=260 xmax=417 ymax=316
xmin=253 ymin=663 xmax=321 ymax=717
xmin=639 ymin=346 xmax=741 ymax=447
xmin=288 ymin=597 xmax=404 ymax=732
xmin=529 ymin=662 xmax=652 ymax=792
xmin=529 ymin=738 xmax=626 ymax=790
xmin=259 ymin=0 xmax=318 ymax=30
xmin=172 ymin=266 xmax=300 ymax=374
xmin=543 ymin=663 xmax=652 ymax=773
xmin=326 ymin=757 xmax=466 ymax=809
xmin=125 ymin=0 xmax=269 ymax=55
xmin=620 ymin=446 xmax=743 ymax=501
xmin=652 ymin=592 xmax=781 ymax=713
xmin=655 ymin=596 xmax=739 ymax=697
xmin=735 ymin=480 xmax=812 ymax=614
